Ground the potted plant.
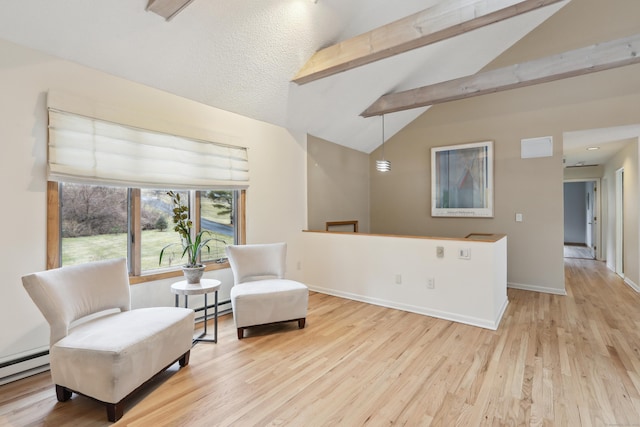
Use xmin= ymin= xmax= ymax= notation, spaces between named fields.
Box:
xmin=159 ymin=191 xmax=223 ymax=284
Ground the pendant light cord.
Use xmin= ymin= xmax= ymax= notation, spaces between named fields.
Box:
xmin=381 ymin=114 xmax=385 ymax=158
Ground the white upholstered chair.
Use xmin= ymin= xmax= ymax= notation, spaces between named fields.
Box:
xmin=22 ymin=258 xmax=195 ymax=422
xmin=226 ymin=243 xmax=308 ymax=339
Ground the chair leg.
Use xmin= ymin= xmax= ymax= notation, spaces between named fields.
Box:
xmin=106 ymin=402 xmax=124 ymax=422
xmin=179 ymin=350 xmax=190 ymax=367
xmin=298 ymin=318 xmax=306 ymax=329
xmin=55 ymin=385 xmax=72 ymax=402
xmin=237 ymin=328 xmax=244 ymax=339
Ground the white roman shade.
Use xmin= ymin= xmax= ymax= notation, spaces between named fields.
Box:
xmin=47 ymin=108 xmax=249 ymax=189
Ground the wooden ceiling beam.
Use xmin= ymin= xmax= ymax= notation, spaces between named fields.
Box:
xmin=292 ymin=0 xmax=566 ymax=85
xmin=361 ymin=33 xmax=640 ymax=117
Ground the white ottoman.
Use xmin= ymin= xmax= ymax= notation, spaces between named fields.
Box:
xmin=231 ymin=278 xmax=308 ymax=339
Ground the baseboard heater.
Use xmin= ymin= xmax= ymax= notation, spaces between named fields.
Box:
xmin=194 ymin=299 xmax=231 ymax=322
xmin=0 ymin=350 xmax=50 ymax=386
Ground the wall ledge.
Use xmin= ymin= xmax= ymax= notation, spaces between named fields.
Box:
xmin=303 ymin=232 xmax=508 ymax=330
xmin=303 ymin=229 xmax=506 ymax=243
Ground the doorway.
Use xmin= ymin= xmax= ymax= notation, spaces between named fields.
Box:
xmin=563 ymin=179 xmax=600 ymax=260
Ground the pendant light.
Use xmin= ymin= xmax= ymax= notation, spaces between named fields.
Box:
xmin=376 ymin=114 xmax=391 ymax=172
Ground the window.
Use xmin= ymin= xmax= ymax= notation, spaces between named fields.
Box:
xmin=48 ymin=183 xmax=245 ymax=284
xmin=45 ymin=99 xmax=250 ymax=283
xmin=59 ymin=183 xmax=128 ymax=266
xmin=199 ymin=190 xmax=237 ymax=262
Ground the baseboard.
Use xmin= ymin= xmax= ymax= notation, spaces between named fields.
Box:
xmin=494 ymin=298 xmax=509 ymax=329
xmin=308 ymin=286 xmax=506 ymax=330
xmin=602 ymin=265 xmax=636 ymax=291
xmin=507 ymin=282 xmax=567 ymax=295
xmin=624 ymin=277 xmax=640 ymax=293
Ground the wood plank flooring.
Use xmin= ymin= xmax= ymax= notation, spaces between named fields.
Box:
xmin=2 ymin=258 xmax=640 ymax=426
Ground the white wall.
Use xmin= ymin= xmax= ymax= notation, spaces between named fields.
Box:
xmin=0 ymin=39 xmax=307 ymax=371
xmin=302 ymin=232 xmax=508 ymax=330
xmin=602 ymin=139 xmax=640 ymax=289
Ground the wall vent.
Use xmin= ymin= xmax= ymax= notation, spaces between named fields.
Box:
xmin=521 ymin=136 xmax=553 ymax=158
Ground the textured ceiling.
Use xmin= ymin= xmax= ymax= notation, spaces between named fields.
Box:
xmin=0 ymin=0 xmax=569 ymax=153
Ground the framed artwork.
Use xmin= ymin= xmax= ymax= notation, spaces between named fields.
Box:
xmin=431 ymin=141 xmax=494 ymax=218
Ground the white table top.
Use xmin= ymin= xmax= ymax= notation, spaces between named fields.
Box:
xmin=171 ymin=278 xmax=221 ymax=296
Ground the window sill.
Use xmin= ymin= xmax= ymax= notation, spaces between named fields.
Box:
xmin=129 ymin=260 xmax=230 ymax=285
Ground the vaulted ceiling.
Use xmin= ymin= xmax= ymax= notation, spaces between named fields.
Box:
xmin=0 ymin=0 xmax=579 ymax=153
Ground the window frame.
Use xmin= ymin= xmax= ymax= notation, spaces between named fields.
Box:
xmin=47 ymin=182 xmax=246 ymax=284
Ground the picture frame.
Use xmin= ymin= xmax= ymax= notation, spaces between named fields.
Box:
xmin=431 ymin=141 xmax=494 ymax=218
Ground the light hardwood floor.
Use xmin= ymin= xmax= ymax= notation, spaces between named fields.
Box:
xmin=2 ymin=258 xmax=640 ymax=426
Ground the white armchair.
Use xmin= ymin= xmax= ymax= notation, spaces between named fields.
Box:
xmin=226 ymin=243 xmax=308 ymax=339
xmin=22 ymin=258 xmax=195 ymax=422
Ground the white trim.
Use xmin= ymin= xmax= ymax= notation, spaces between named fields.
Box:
xmin=615 ymin=167 xmax=624 ymax=276
xmin=624 ymin=277 xmax=640 ymax=293
xmin=309 ymin=286 xmax=507 ymax=330
xmin=563 ymin=178 xmax=602 ymax=261
xmin=508 ymin=282 xmax=567 ymax=295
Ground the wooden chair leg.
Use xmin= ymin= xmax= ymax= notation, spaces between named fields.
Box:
xmin=55 ymin=385 xmax=72 ymax=402
xmin=298 ymin=318 xmax=306 ymax=329
xmin=179 ymin=350 xmax=190 ymax=367
xmin=237 ymin=328 xmax=244 ymax=339
xmin=106 ymin=402 xmax=124 ymax=422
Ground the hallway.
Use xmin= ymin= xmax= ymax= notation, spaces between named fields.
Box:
xmin=564 ymin=244 xmax=595 ymax=259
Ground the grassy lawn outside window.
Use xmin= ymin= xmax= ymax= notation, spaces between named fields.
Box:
xmin=47 ymin=182 xmax=245 ymax=284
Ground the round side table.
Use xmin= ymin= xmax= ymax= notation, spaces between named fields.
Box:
xmin=171 ymin=279 xmax=221 ymax=343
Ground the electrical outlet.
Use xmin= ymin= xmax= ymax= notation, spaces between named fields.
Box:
xmin=436 ymin=246 xmax=444 ymax=258
xmin=427 ymin=278 xmax=435 ymax=289
xmin=395 ymin=274 xmax=402 ymax=285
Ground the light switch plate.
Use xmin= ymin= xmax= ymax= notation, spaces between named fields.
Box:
xmin=458 ymin=248 xmax=471 ymax=259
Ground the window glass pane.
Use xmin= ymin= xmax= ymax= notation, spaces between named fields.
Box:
xmin=57 ymin=185 xmax=238 ymax=274
xmin=143 ymin=189 xmax=188 ymax=271
xmin=200 ymin=190 xmax=235 ymax=262
xmin=60 ymin=183 xmax=128 ymax=266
